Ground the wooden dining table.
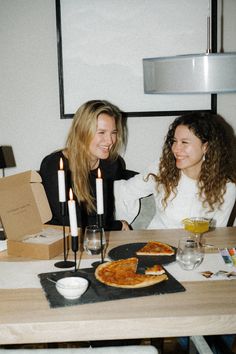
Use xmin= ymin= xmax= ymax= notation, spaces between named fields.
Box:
xmin=0 ymin=227 xmax=236 ymax=346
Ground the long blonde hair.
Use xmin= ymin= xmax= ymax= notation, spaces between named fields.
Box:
xmin=65 ymin=100 xmax=126 ymax=212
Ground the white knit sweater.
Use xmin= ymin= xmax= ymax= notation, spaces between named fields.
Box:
xmin=115 ymin=160 xmax=236 ymax=229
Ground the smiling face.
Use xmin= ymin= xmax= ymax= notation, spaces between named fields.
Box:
xmin=171 ymin=125 xmax=208 ymax=179
xmin=89 ymin=113 xmax=117 ymax=169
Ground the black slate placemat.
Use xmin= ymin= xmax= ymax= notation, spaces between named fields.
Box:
xmin=38 ymin=266 xmax=185 ymax=308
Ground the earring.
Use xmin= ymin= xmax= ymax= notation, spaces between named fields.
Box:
xmin=202 ymin=154 xmax=205 ymax=162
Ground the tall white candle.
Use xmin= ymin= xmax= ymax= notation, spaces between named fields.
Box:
xmin=58 ymin=158 xmax=66 ymax=202
xmin=68 ymin=188 xmax=78 ymax=237
xmin=96 ymin=168 xmax=104 ymax=215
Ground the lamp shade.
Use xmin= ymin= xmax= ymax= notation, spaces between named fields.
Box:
xmin=0 ymin=146 xmax=16 ymax=169
xmin=143 ymin=52 xmax=236 ymax=94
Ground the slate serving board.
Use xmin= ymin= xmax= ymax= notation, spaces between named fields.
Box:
xmin=108 ymin=242 xmax=176 ymax=267
xmin=38 ymin=266 xmax=185 ymax=308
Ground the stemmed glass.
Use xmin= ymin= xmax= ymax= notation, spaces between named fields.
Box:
xmin=83 ymin=224 xmax=106 ymax=259
xmin=182 ymin=217 xmax=210 ymax=245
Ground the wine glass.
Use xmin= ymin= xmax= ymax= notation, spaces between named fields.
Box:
xmin=182 ymin=217 xmax=210 ymax=245
xmin=176 ymin=234 xmax=204 ymax=271
xmin=83 ymin=224 xmax=106 ymax=256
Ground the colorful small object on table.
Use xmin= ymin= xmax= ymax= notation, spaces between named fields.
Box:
xmin=228 ymin=248 xmax=236 ymax=266
xmin=219 ymin=248 xmax=236 ymax=266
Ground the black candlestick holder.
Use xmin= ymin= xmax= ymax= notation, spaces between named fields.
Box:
xmin=91 ymin=214 xmax=105 ymax=269
xmin=97 ymin=214 xmax=104 ymax=264
xmin=54 ymin=202 xmax=75 ymax=269
xmin=71 ymin=236 xmax=78 ymax=272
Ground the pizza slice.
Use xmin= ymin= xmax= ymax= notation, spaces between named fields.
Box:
xmin=136 ymin=241 xmax=175 ymax=256
xmin=145 ymin=264 xmax=165 ymax=275
xmin=95 ymin=257 xmax=168 ymax=289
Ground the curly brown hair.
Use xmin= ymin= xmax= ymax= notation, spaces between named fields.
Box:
xmin=148 ymin=112 xmax=236 ymax=210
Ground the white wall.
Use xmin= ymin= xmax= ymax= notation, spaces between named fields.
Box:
xmin=0 ymin=0 xmax=236 ymax=176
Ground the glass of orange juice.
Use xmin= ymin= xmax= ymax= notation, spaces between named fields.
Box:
xmin=182 ymin=217 xmax=211 ymax=246
xmin=183 ymin=217 xmax=210 ymax=234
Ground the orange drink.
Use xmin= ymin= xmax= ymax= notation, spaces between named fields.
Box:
xmin=182 ymin=217 xmax=210 ymax=234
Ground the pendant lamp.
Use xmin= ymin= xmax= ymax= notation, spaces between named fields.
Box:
xmin=143 ymin=0 xmax=236 ymax=94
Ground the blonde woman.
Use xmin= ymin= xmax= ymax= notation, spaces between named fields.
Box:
xmin=40 ymin=100 xmax=136 ymax=230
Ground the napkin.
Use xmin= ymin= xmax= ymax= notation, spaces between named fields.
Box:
xmin=0 ymin=258 xmax=102 ymax=289
xmin=165 ymin=253 xmax=236 ymax=282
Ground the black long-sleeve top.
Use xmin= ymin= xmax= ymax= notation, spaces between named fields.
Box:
xmin=39 ymin=150 xmax=137 ymax=231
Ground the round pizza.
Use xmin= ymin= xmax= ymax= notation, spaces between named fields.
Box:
xmin=136 ymin=241 xmax=175 ymax=256
xmin=95 ymin=257 xmax=168 ymax=289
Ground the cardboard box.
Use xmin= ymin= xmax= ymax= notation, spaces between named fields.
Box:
xmin=0 ymin=170 xmax=68 ymax=259
xmin=7 ymin=226 xmax=70 ymax=260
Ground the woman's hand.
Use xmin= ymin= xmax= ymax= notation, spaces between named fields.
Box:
xmin=121 ymin=220 xmax=132 ymax=231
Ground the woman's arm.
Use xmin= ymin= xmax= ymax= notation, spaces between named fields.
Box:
xmin=100 ymin=158 xmax=135 ymax=231
xmin=114 ymin=160 xmax=158 ymax=224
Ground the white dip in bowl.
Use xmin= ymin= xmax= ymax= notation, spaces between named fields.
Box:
xmin=56 ymin=277 xmax=88 ymax=300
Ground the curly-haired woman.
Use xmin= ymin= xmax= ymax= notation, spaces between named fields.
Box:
xmin=40 ymin=100 xmax=136 ymax=231
xmin=115 ymin=112 xmax=236 ymax=228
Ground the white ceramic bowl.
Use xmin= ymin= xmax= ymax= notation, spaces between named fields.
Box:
xmin=56 ymin=277 xmax=88 ymax=300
